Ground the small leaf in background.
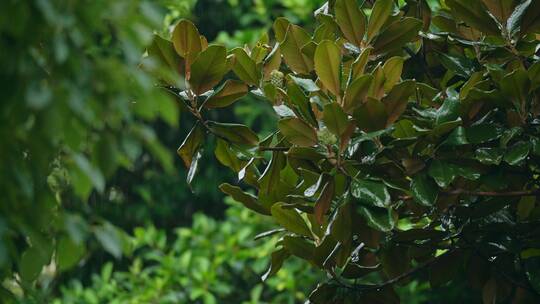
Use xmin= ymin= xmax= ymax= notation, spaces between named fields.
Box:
xmin=271 ymin=202 xmax=312 ymax=237
xmin=314 ymin=40 xmax=342 ymax=97
xmin=177 ymin=124 xmax=205 ymax=168
xmin=231 ymin=48 xmax=260 ymax=86
xmin=94 ymin=223 xmax=123 ymax=259
xmin=19 ymin=246 xmax=51 ymax=282
xmin=204 ymin=80 xmax=248 ymax=109
xmin=334 ymin=0 xmax=366 ymax=47
xmin=278 ymin=118 xmax=317 ymax=147
xmin=189 ymin=45 xmax=228 ymax=95
xmin=351 ymin=179 xmax=391 ymax=208
xmin=322 ymin=103 xmax=348 ymax=137
xmin=411 ymin=174 xmax=438 ymax=207
xmin=208 ymin=122 xmax=259 ymax=147
xmin=366 ymin=0 xmax=394 ymax=43
xmin=172 ymin=19 xmax=203 ymax=62
xmin=219 ymin=183 xmax=270 ymax=215
xmin=56 ymin=236 xmax=85 ymax=271
xmin=500 ymin=69 xmax=530 ymax=110
xmin=281 ymin=24 xmax=314 ymax=75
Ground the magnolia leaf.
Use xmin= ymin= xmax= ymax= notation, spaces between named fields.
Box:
xmin=283 ymin=235 xmax=315 ymax=260
xmin=314 ymin=181 xmax=334 ymax=224
xmin=177 ymin=124 xmax=205 ymax=169
xmin=271 ymin=202 xmax=312 ymax=237
xmin=482 ymin=0 xmax=515 ymax=23
xmin=172 ymin=19 xmax=203 ymax=63
xmin=208 ymin=122 xmax=259 ymax=147
xmin=278 ymin=117 xmax=317 ymax=147
xmin=214 ymin=139 xmax=243 ymax=172
xmin=322 ymin=103 xmax=348 ymax=137
xmin=383 ymin=80 xmax=416 ymax=125
xmin=504 ymin=141 xmax=530 ymax=165
xmin=220 ymin=183 xmax=270 ymax=215
xmin=204 ymin=80 xmax=248 ymax=108
xmin=335 ymin=0 xmax=366 ymax=47
xmin=382 ymin=57 xmax=404 ymax=92
xmin=259 ymin=152 xmax=285 ymax=195
xmin=353 ymin=98 xmax=388 ymax=132
xmin=314 ymin=40 xmax=342 ymax=97
xmin=273 ymin=17 xmax=291 ymax=43
xmin=358 ymin=205 xmax=396 ymax=232
xmin=366 ymin=0 xmax=394 ymax=43
xmin=445 ymin=0 xmax=500 ymax=35
xmin=343 ymin=74 xmax=373 ymax=113
xmin=189 ymin=45 xmax=228 ymax=95
xmin=231 ymin=48 xmax=260 ymax=86
xmin=281 ymin=24 xmax=314 ymax=75
xmin=411 ymin=174 xmax=438 ymax=207
xmin=351 ymin=179 xmax=391 ymax=208
xmin=520 ymin=0 xmax=540 ymax=34
xmin=262 ymin=248 xmax=290 ymax=281
xmin=372 ymin=18 xmax=422 ymax=54
xmin=350 ymin=47 xmax=371 ymax=79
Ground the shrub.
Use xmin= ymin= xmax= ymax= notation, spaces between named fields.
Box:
xmin=54 ymin=202 xmax=322 ymax=304
xmin=160 ymin=0 xmax=540 ymax=302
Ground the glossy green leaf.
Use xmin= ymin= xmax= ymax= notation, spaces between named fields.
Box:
xmin=189 ymin=45 xmax=228 ymax=95
xmin=231 ymin=48 xmax=260 ymax=86
xmin=278 ymin=118 xmax=317 ymax=146
xmin=520 ymin=0 xmax=540 ymax=34
xmin=172 ymin=19 xmax=203 ymax=62
xmin=504 ymin=141 xmax=530 ymax=165
xmin=314 ymin=40 xmax=341 ymax=97
xmin=322 ymin=103 xmax=348 ymax=137
xmin=204 ymin=80 xmax=248 ymax=108
xmin=366 ymin=0 xmax=394 ymax=43
xmin=262 ymin=248 xmax=290 ymax=281
xmin=372 ymin=18 xmax=422 ymax=54
xmin=208 ymin=122 xmax=259 ymax=147
xmin=411 ymin=174 xmax=438 ymax=207
xmin=351 ymin=179 xmax=391 ymax=208
xmin=273 ymin=17 xmax=291 ymax=43
xmin=350 ymin=47 xmax=372 ymax=81
xmin=314 ymin=181 xmax=334 ymax=224
xmin=343 ymin=74 xmax=373 ymax=113
xmin=219 ymin=183 xmax=270 ymax=215
xmin=335 ymin=0 xmax=366 ymax=47
xmin=466 ymin=124 xmax=502 ymax=144
xmin=259 ymin=152 xmax=285 ymax=195
xmin=358 ymin=205 xmax=395 ymax=232
xmin=281 ymin=24 xmax=314 ymax=75
xmin=475 ymin=147 xmax=504 ymax=165
xmin=353 ymin=97 xmax=388 ymax=132
xmin=177 ymin=124 xmax=204 ymax=169
xmin=271 ymin=202 xmax=312 ymax=237
xmin=283 ymin=235 xmax=315 ymax=260
xmin=445 ymin=0 xmax=500 ymax=35
xmin=382 ymin=57 xmax=404 ymax=92
xmin=383 ymin=80 xmax=415 ymax=125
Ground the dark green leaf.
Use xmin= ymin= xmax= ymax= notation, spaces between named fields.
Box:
xmin=411 ymin=174 xmax=438 ymax=207
xmin=219 ymin=183 xmax=270 ymax=215
xmin=271 ymin=202 xmax=312 ymax=237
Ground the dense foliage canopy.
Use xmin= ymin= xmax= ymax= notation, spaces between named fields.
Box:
xmin=166 ymin=0 xmax=540 ymax=302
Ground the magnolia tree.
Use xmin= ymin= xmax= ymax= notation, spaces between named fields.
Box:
xmin=150 ymin=0 xmax=540 ymax=302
